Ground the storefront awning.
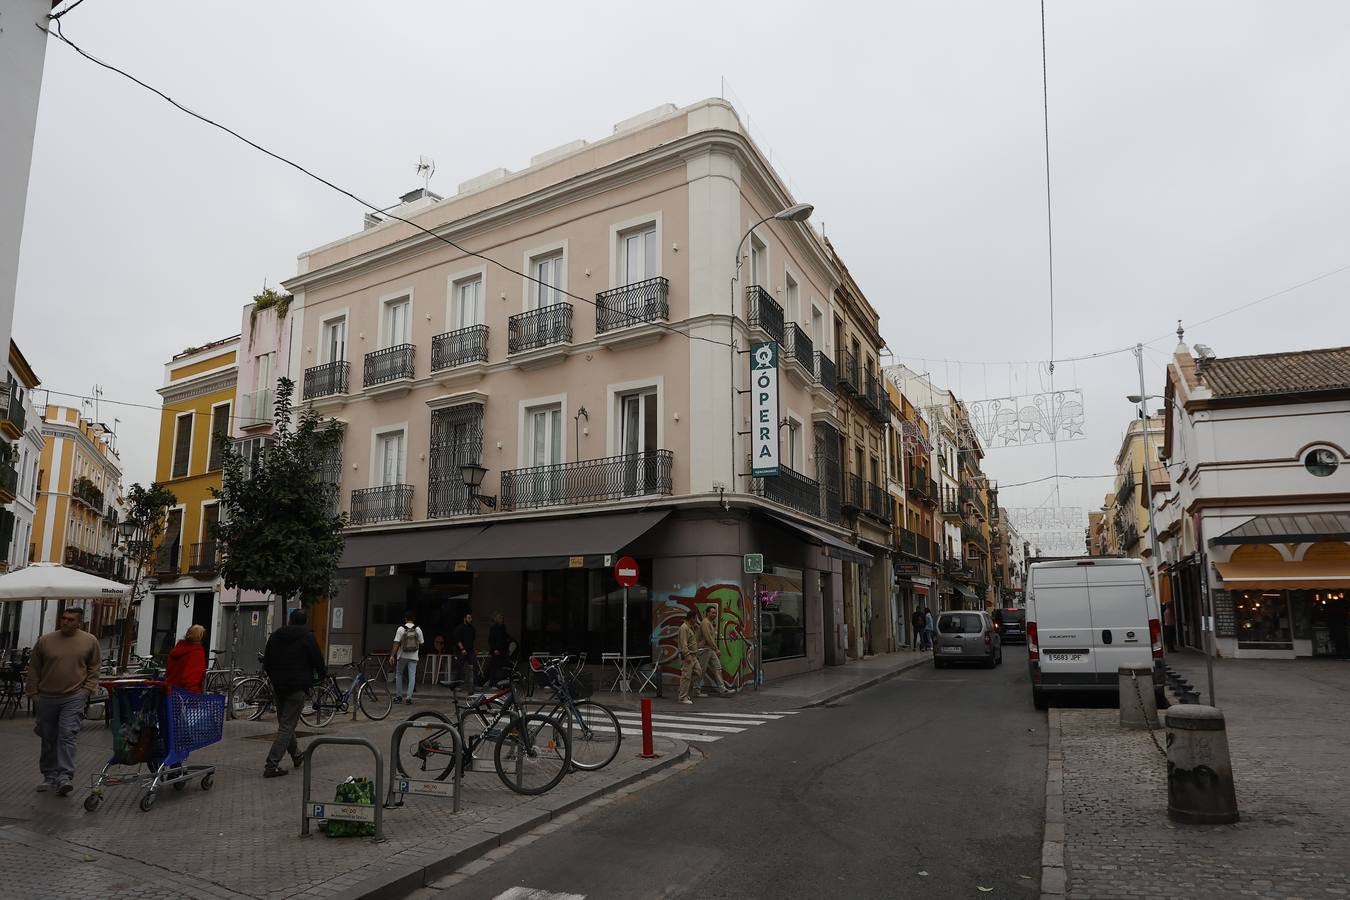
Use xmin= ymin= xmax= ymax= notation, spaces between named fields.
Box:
xmin=443 ymin=510 xmax=671 ymax=571
xmin=340 ymin=523 xmax=487 ymax=570
xmin=1212 ymin=513 xmax=1350 ymax=545
xmin=766 ymin=514 xmax=873 ymax=565
xmin=953 ymin=584 xmax=978 ymax=601
xmin=1214 ymin=560 xmax=1350 ymax=590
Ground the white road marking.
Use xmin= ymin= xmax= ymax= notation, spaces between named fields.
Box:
xmin=615 ymin=712 xmax=770 ymax=726
xmin=611 ymin=717 xmax=746 ymax=734
xmin=491 ymin=889 xmax=586 ymax=900
xmin=584 ymin=724 xmax=723 ymax=743
xmin=680 ymin=711 xmax=789 ymax=720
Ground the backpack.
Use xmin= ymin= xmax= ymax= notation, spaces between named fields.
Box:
xmin=399 ymin=626 xmax=421 ymax=654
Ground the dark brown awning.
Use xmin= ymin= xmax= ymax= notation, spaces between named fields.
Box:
xmin=766 ymin=513 xmax=873 ymax=565
xmin=339 ymin=523 xmax=487 ymax=570
xmin=443 ymin=510 xmax=671 ymax=571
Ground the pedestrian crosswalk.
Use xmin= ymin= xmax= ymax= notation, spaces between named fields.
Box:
xmin=605 ymin=708 xmax=800 ymax=744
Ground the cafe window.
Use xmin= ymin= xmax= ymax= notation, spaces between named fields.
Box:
xmin=1233 ymin=590 xmax=1293 ymax=650
xmin=758 ymin=567 xmax=806 ymax=662
xmin=522 ymin=564 xmax=652 ymax=661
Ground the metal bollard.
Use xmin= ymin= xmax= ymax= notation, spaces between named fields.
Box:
xmin=638 ymin=697 xmax=659 ymax=759
xmin=385 ymin=718 xmax=462 ymax=813
xmin=1118 ymin=665 xmax=1159 ymax=729
xmin=300 ymin=735 xmax=385 ymax=841
xmin=1165 ymin=705 xmax=1239 ymax=825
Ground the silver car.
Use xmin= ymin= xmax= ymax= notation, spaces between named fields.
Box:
xmin=932 ymin=610 xmax=1002 ymax=668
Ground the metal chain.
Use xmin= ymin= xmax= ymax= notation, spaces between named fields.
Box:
xmin=1130 ymin=670 xmax=1168 ymax=758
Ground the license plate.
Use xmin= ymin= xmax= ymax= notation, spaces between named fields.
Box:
xmin=1046 ymin=652 xmax=1083 ymax=662
xmin=942 ymin=646 xmax=963 ymax=654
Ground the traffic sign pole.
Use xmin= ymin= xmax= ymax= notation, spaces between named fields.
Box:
xmin=613 ymin=557 xmax=640 ymax=698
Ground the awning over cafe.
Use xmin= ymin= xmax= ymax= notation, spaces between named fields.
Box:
xmin=766 ymin=513 xmax=873 ymax=565
xmin=1211 ymin=513 xmax=1350 ymax=545
xmin=339 ymin=523 xmax=486 ymax=570
xmin=440 ymin=510 xmax=671 ymax=571
xmin=953 ymin=584 xmax=978 ymax=602
xmin=1214 ymin=560 xmax=1350 ymax=590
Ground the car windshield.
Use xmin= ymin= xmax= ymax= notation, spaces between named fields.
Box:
xmin=938 ymin=613 xmax=984 ymax=634
xmin=1002 ymin=609 xmax=1025 ymax=624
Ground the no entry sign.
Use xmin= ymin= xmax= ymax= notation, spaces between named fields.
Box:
xmin=614 ymin=556 xmax=639 ymax=588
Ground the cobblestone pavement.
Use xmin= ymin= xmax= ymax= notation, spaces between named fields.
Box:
xmin=0 ymin=700 xmax=681 ymax=899
xmin=1059 ymin=656 xmax=1350 ymax=899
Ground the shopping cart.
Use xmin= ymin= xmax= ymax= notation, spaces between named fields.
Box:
xmin=83 ymin=678 xmax=224 ymax=813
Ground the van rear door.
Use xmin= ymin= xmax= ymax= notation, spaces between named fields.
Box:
xmin=1030 ymin=564 xmax=1095 ymax=677
xmin=1085 ymin=561 xmax=1152 ymax=677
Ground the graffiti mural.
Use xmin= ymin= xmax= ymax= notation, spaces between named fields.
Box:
xmin=651 ymin=583 xmax=753 ymax=688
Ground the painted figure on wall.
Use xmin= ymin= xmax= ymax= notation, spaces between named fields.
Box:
xmin=651 ymin=583 xmax=752 ymax=688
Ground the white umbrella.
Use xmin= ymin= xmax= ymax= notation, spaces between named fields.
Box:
xmin=0 ymin=563 xmax=130 ymax=602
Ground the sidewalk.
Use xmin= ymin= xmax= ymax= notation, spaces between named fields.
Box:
xmin=1053 ymin=654 xmax=1350 ymax=899
xmin=0 ymin=698 xmax=686 ymax=899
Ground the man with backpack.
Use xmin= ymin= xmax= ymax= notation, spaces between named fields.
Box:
xmin=390 ymin=611 xmax=424 ymax=705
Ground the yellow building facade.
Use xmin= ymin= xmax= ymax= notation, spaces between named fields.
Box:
xmin=139 ymin=336 xmax=239 ymax=657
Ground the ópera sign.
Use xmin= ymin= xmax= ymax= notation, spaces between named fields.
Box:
xmin=750 ymin=341 xmax=780 ymax=477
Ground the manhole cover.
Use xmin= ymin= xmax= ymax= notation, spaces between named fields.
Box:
xmin=241 ymin=731 xmax=319 ymax=742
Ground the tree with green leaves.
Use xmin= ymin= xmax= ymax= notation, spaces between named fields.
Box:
xmin=118 ymin=482 xmax=176 ymax=667
xmin=212 ymin=376 xmax=347 ymax=609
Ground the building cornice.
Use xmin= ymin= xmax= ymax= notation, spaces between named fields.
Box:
xmin=41 ymin=421 xmax=122 ymax=476
xmin=158 ymin=370 xmax=238 ymax=406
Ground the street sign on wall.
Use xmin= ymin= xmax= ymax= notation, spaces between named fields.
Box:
xmin=743 ymin=553 xmax=764 ymax=574
xmin=750 ymin=341 xmax=780 ymax=476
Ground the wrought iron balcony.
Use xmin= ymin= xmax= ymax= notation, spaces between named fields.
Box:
xmin=843 ymin=472 xmax=863 ymax=511
xmin=745 ymin=286 xmax=784 ymax=344
xmin=959 ymin=483 xmax=988 ymax=519
xmin=963 ymin=524 xmax=990 ymax=554
xmin=865 ymin=481 xmax=891 ymax=522
xmin=815 ymin=352 xmax=837 ymax=393
xmin=596 ymin=276 xmax=669 ymax=334
xmin=906 ymin=470 xmax=933 ymax=501
xmin=364 ymin=344 xmax=415 ymax=388
xmin=189 ymin=542 xmax=219 ymax=575
xmin=154 ymin=543 xmax=180 ymax=578
xmin=509 ymin=303 xmax=573 ymax=354
xmin=239 ymin=388 xmax=273 ymax=429
xmin=0 ymin=382 xmax=25 ymax=439
xmin=0 ymin=462 xmax=17 ymax=502
xmin=350 ymin=484 xmax=414 ymax=526
xmin=432 ymin=325 xmax=489 ymax=371
xmin=71 ymin=477 xmax=104 ymax=511
xmin=782 ymin=323 xmax=816 ymax=377
xmin=838 ymin=348 xmax=860 ymax=394
xmin=303 ymin=361 xmax=350 ymax=400
xmin=500 ymin=450 xmax=673 ymax=511
xmin=63 ymin=546 xmax=124 ymax=580
xmin=899 ymin=528 xmax=917 ymax=557
xmin=752 ymin=467 xmax=822 ymax=518
xmin=942 ymin=495 xmax=963 ymax=519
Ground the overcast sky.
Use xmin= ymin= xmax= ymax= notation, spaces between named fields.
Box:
xmin=17 ymin=1 xmax=1350 ymax=545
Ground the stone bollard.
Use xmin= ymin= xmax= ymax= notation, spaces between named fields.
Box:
xmin=1118 ymin=664 xmax=1158 ymax=729
xmin=1165 ymin=705 xmax=1239 ymax=825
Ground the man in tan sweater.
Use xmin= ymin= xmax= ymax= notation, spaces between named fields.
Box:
xmin=676 ymin=610 xmax=703 ymax=705
xmin=25 ymin=607 xmax=101 ymax=795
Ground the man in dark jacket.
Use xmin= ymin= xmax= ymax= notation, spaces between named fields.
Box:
xmin=262 ymin=608 xmax=326 ymax=778
xmin=485 ymin=612 xmax=512 ymax=686
xmin=453 ymin=612 xmax=477 ymax=692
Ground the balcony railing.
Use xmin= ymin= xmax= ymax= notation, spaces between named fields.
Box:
xmin=864 ymin=373 xmax=887 ymax=419
xmin=907 ymin=470 xmax=935 ymax=501
xmin=0 ymin=383 xmax=25 ymax=435
xmin=815 ymin=352 xmax=837 ymax=393
xmin=843 ymin=472 xmax=863 ymax=511
xmin=960 ymin=483 xmax=988 ymax=519
xmin=303 ymin=361 xmax=350 ymax=400
xmin=155 ymin=544 xmax=181 ymax=578
xmin=0 ymin=462 xmax=18 ymax=500
xmin=963 ymin=525 xmax=989 ymax=554
xmin=432 ymin=325 xmax=489 ymax=371
xmin=189 ymin=542 xmax=219 ymax=575
xmin=865 ymin=481 xmax=890 ymax=521
xmin=509 ymin=303 xmax=573 ymax=354
xmin=71 ymin=477 xmax=104 ymax=511
xmin=364 ymin=344 xmax=415 ymax=388
xmin=63 ymin=546 xmax=125 ymax=580
xmin=942 ymin=495 xmax=962 ymax=518
xmin=745 ymin=286 xmax=784 ymax=344
xmin=239 ymin=388 xmax=274 ymax=429
xmin=838 ymin=348 xmax=860 ymax=394
xmin=596 ymin=277 xmax=669 ymax=334
xmin=1116 ymin=469 xmax=1136 ymax=507
xmin=350 ymin=484 xmax=414 ymax=526
xmin=501 ymin=450 xmax=673 ymax=511
xmin=900 ymin=530 xmax=936 ymax=561
xmin=752 ymin=467 xmax=822 ymax=518
xmin=782 ymin=323 xmax=815 ymax=376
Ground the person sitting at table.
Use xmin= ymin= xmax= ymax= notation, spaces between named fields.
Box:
xmin=165 ymin=625 xmax=207 ymax=693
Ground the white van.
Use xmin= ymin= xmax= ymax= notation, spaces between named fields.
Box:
xmin=1025 ymin=557 xmax=1164 ymax=710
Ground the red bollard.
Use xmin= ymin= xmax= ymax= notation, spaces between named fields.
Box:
xmin=638 ymin=697 xmax=661 ymax=758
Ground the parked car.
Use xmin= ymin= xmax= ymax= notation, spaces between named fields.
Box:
xmin=932 ymin=610 xmax=1001 ymax=668
xmin=1025 ymin=557 xmax=1165 ymax=711
xmin=998 ymin=607 xmax=1027 ymax=644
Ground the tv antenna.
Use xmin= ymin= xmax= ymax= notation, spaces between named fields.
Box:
xmin=416 ymin=156 xmax=436 ymax=192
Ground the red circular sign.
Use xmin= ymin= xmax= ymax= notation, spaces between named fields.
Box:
xmin=614 ymin=556 xmax=640 ymax=588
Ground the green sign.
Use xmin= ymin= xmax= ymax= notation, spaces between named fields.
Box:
xmin=743 ymin=553 xmax=765 ymax=574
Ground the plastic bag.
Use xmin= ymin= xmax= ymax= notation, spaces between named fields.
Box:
xmin=325 ymin=776 xmax=376 ymax=838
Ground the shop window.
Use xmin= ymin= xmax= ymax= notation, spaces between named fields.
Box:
xmin=758 ymin=567 xmax=806 ymax=662
xmin=1233 ymin=590 xmax=1293 ymax=650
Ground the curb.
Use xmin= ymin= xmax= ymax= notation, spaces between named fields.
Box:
xmin=1040 ymin=707 xmax=1067 ymax=899
xmin=331 ymin=741 xmax=692 ymax=900
xmin=799 ymin=656 xmax=932 ymax=708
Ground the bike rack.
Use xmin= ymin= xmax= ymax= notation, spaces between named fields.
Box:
xmin=385 ymin=719 xmax=462 ymax=813
xmin=300 ymin=736 xmax=385 ymax=842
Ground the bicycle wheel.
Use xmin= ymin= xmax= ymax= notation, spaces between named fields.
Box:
xmin=458 ymin=699 xmax=507 ymax=770
xmin=562 ymin=700 xmax=622 ymax=771
xmin=233 ymin=676 xmax=270 ymax=721
xmin=394 ymin=710 xmax=456 ymax=781
xmin=301 ymin=686 xmax=338 ymax=727
xmin=494 ymin=713 xmax=571 ymax=795
xmin=358 ymin=679 xmax=393 ymax=721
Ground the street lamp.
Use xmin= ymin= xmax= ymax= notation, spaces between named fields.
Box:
xmin=460 ymin=461 xmax=496 ymax=510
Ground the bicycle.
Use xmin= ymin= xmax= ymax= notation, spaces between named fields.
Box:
xmin=301 ymin=664 xmax=393 ymax=726
xmin=528 ymin=655 xmax=622 ymax=772
xmin=202 ymin=651 xmax=245 ymax=697
xmin=395 ymin=669 xmax=572 ymax=795
xmin=229 ymin=653 xmax=274 ymax=721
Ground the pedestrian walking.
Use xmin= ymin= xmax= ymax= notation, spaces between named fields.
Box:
xmin=390 ymin=612 xmax=424 ymax=705
xmin=924 ymin=607 xmax=936 ymax=652
xmin=165 ymin=624 xmax=207 ymax=693
xmin=453 ymin=612 xmax=477 ymax=692
xmin=1163 ymin=602 xmax=1177 ymax=653
xmin=261 ymin=608 xmax=325 ymax=779
xmin=910 ymin=608 xmax=927 ymax=650
xmin=697 ymin=606 xmax=731 ymax=696
xmin=676 ymin=610 xmax=703 ymax=705
xmin=25 ymin=607 xmax=101 ymax=796
xmin=485 ymin=612 xmax=512 ymax=686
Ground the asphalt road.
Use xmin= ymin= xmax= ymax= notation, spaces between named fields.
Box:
xmin=423 ymin=646 xmax=1047 ymax=900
